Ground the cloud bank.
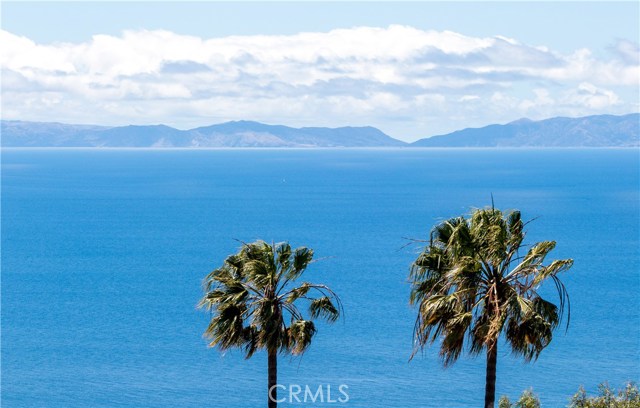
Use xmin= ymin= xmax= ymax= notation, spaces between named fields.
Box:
xmin=1 ymin=25 xmax=638 ymax=140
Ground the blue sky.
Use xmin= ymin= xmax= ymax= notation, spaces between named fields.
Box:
xmin=1 ymin=1 xmax=639 ymax=141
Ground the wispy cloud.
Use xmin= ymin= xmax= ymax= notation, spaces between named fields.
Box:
xmin=1 ymin=26 xmax=638 ymax=140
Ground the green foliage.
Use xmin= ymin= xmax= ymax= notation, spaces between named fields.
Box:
xmin=199 ymin=240 xmax=342 ymax=357
xmin=516 ymin=389 xmax=541 ymax=408
xmin=409 ymin=207 xmax=573 ymax=364
xmin=499 ymin=389 xmax=540 ymax=408
xmin=502 ymin=383 xmax=640 ymax=408
xmin=569 ymin=383 xmax=640 ymax=408
xmin=499 ymin=396 xmax=513 ymax=408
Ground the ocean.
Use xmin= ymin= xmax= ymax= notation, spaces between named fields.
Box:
xmin=1 ymin=148 xmax=639 ymax=407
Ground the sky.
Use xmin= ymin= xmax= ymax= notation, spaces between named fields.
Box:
xmin=1 ymin=1 xmax=639 ymax=141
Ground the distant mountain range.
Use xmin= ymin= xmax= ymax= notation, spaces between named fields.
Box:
xmin=1 ymin=113 xmax=638 ymax=148
xmin=0 ymin=120 xmax=404 ymax=148
xmin=412 ymin=113 xmax=639 ymax=147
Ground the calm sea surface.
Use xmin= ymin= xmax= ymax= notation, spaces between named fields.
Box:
xmin=2 ymin=149 xmax=639 ymax=407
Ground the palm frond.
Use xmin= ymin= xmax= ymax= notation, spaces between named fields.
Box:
xmin=410 ymin=206 xmax=573 ymax=367
xmin=198 ymin=240 xmax=341 ymax=359
xmin=309 ymin=296 xmax=340 ymax=322
xmin=288 ymin=319 xmax=317 ymax=355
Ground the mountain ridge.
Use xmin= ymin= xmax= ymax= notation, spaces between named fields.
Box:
xmin=411 ymin=113 xmax=639 ymax=147
xmin=1 ymin=113 xmax=638 ymax=148
xmin=0 ymin=120 xmax=405 ymax=148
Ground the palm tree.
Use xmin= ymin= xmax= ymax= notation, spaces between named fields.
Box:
xmin=409 ymin=207 xmax=573 ymax=408
xmin=199 ymin=240 xmax=342 ymax=408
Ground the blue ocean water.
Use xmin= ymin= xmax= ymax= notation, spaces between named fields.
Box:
xmin=1 ymin=148 xmax=639 ymax=408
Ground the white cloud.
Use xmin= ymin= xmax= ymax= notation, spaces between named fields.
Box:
xmin=1 ymin=26 xmax=638 ymax=140
xmin=459 ymin=95 xmax=480 ymax=102
xmin=519 ymin=88 xmax=555 ymax=112
xmin=562 ymin=82 xmax=620 ymax=110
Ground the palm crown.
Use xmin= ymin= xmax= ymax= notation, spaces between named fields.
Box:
xmin=409 ymin=207 xmax=573 ymax=408
xmin=199 ymin=240 xmax=342 ymax=357
xmin=199 ymin=240 xmax=342 ymax=408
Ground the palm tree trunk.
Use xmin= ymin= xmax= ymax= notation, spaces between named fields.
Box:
xmin=484 ymin=341 xmax=498 ymax=408
xmin=268 ymin=350 xmax=278 ymax=408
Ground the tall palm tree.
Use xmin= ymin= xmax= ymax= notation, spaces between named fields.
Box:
xmin=409 ymin=207 xmax=573 ymax=408
xmin=199 ymin=240 xmax=342 ymax=408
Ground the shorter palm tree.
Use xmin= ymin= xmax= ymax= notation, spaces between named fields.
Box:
xmin=199 ymin=240 xmax=342 ymax=408
xmin=410 ymin=207 xmax=573 ymax=408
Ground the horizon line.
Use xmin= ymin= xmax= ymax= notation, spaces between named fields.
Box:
xmin=2 ymin=111 xmax=639 ymax=142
